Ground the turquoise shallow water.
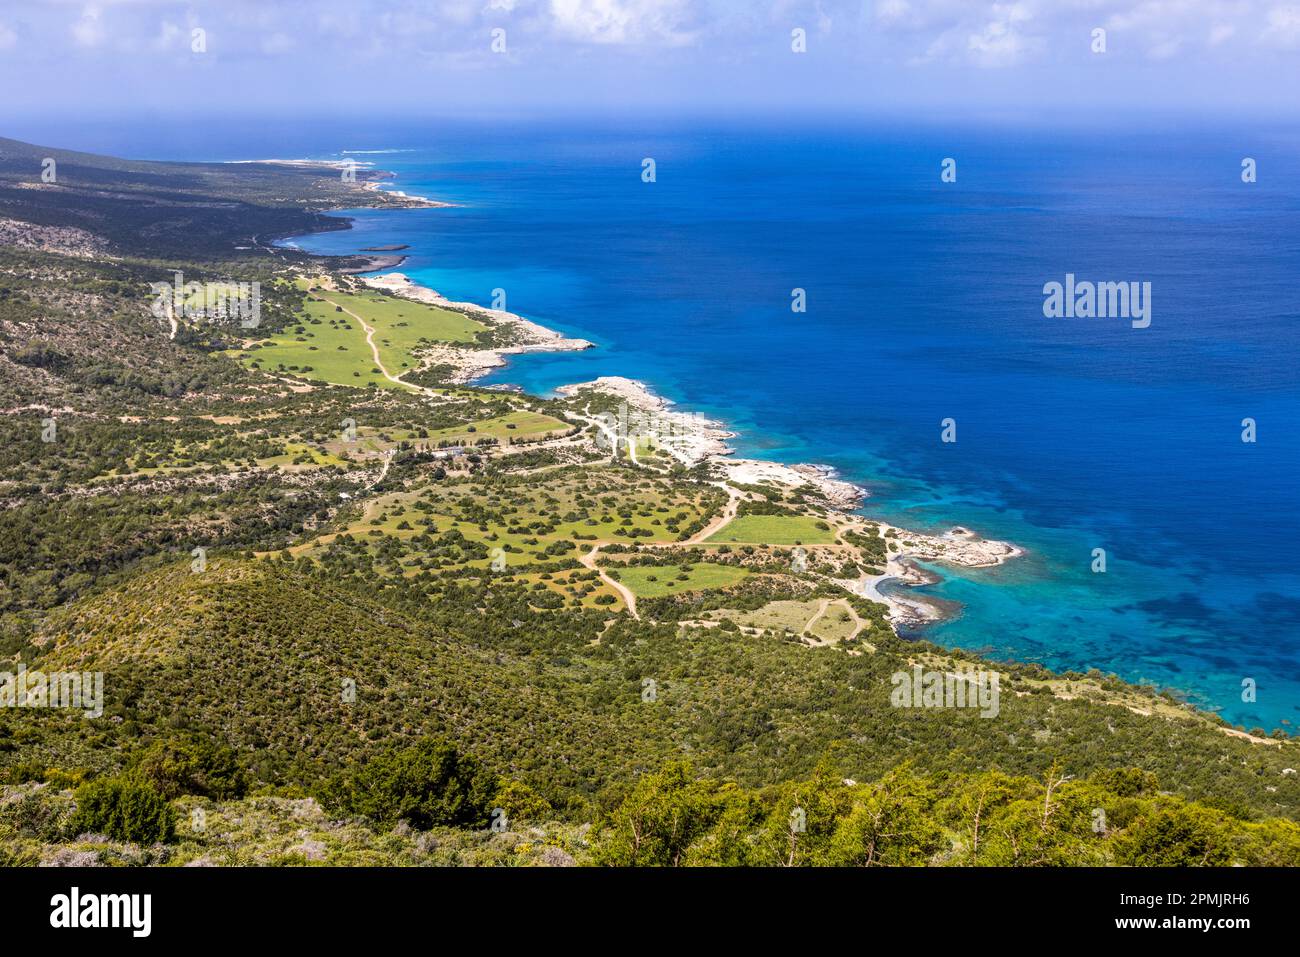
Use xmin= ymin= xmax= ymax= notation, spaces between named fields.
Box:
xmin=284 ymin=120 xmax=1300 ymax=733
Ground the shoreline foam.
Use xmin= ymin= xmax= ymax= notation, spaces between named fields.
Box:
xmin=229 ymin=158 xmax=453 ymax=209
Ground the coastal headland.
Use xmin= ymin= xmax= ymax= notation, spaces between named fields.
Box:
xmin=345 ymin=265 xmax=1023 ymax=634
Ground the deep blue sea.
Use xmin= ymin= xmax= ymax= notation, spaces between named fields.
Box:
xmin=58 ymin=117 xmax=1297 ymax=731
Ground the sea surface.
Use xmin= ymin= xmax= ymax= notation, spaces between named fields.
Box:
xmin=71 ymin=117 xmax=1299 ymax=731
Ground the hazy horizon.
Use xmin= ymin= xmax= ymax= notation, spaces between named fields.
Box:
xmin=2 ymin=0 xmax=1298 ymax=131
xmin=8 ymin=110 xmax=1300 ymax=168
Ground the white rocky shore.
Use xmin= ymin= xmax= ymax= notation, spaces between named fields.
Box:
xmin=886 ymin=524 xmax=1025 ymax=569
xmin=847 ymin=523 xmax=1023 ymax=627
xmin=555 ymin=375 xmax=734 ymax=463
xmin=553 ymin=376 xmax=866 ymax=510
xmin=717 ymin=458 xmax=866 ymax=512
xmin=553 ymin=376 xmax=1023 ymax=629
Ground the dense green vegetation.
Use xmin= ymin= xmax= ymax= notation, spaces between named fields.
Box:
xmin=1 ymin=136 xmax=1296 ymax=867
xmin=589 ymin=760 xmax=1300 ymax=866
xmin=6 ymin=743 xmax=1298 ymax=866
xmin=68 ymin=777 xmax=176 ymax=845
xmin=0 ymin=135 xmax=419 ymax=262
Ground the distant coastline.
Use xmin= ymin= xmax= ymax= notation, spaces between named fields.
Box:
xmin=341 ymin=268 xmax=1024 ymax=632
xmin=271 ymin=161 xmax=1027 ymax=634
xmin=276 ymin=158 xmax=1300 ymax=733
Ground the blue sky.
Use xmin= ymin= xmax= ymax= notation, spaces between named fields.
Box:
xmin=1 ymin=0 xmax=1298 ymax=124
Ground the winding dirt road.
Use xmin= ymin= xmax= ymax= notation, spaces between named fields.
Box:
xmin=686 ymin=483 xmax=743 ymax=545
xmin=317 ymin=293 xmax=437 ymax=395
xmin=579 ymin=544 xmax=640 ymax=620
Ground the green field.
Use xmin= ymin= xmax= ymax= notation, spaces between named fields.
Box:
xmin=98 ymin=437 xmax=348 ymax=482
xmin=424 ymin=410 xmax=571 ymax=445
xmin=706 ymin=514 xmax=837 ymax=545
xmin=708 ymin=598 xmax=860 ymax=643
xmin=514 ymin=569 xmax=624 ymax=609
xmin=314 ymin=414 xmax=568 ymax=459
xmin=230 ymin=284 xmax=486 ymax=390
xmin=614 ymin=562 xmax=750 ymax=598
xmin=708 ymin=598 xmax=823 ymax=634
xmin=256 ymin=441 xmax=351 ymax=471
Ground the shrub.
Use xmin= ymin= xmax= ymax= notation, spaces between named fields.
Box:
xmin=126 ymin=737 xmax=247 ymax=800
xmin=493 ymin=778 xmax=553 ymax=826
xmin=324 ymin=737 xmax=495 ymax=830
xmin=70 ymin=778 xmax=176 ymax=844
xmin=1114 ymin=802 xmax=1231 ymax=866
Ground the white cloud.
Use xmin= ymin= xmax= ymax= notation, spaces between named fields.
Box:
xmin=816 ymin=1 xmax=833 ymax=34
xmin=874 ymin=0 xmax=915 ymax=28
xmin=151 ymin=20 xmax=181 ymax=51
xmin=0 ymin=21 xmax=17 ymax=51
xmin=1260 ymin=3 xmax=1300 ymax=47
xmin=966 ymin=2 xmax=1037 ymax=67
xmin=1102 ymin=0 xmax=1268 ymax=59
xmin=261 ymin=32 xmax=295 ymax=54
xmin=71 ymin=4 xmax=105 ymax=48
xmin=1147 ymin=34 xmax=1184 ymax=57
xmin=872 ymin=0 xmax=973 ymax=33
xmin=549 ymin=0 xmax=701 ymax=46
xmin=1208 ymin=21 xmax=1236 ymax=44
xmin=874 ymin=0 xmax=1300 ymax=67
xmin=887 ymin=0 xmax=1042 ymax=67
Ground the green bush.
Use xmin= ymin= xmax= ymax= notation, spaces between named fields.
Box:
xmin=324 ymin=737 xmax=495 ymax=830
xmin=70 ymin=778 xmax=176 ymax=844
xmin=493 ymin=778 xmax=552 ymax=826
xmin=126 ymin=737 xmax=247 ymax=800
xmin=1114 ymin=802 xmax=1231 ymax=866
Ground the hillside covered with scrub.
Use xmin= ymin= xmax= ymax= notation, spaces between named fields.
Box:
xmin=0 ymin=138 xmax=1296 ymax=866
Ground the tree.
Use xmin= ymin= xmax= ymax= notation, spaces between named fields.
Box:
xmin=978 ymin=765 xmax=1104 ymax=866
xmin=752 ymin=759 xmax=853 ymax=866
xmin=592 ymin=763 xmax=731 ymax=866
xmin=325 ymin=737 xmax=496 ymax=830
xmin=70 ymin=777 xmax=176 ymax=844
xmin=825 ymin=766 xmax=946 ymax=866
xmin=1114 ymin=802 xmax=1231 ymax=866
xmin=943 ymin=770 xmax=1019 ymax=865
xmin=127 ymin=736 xmax=246 ymax=800
xmin=493 ymin=778 xmax=552 ymax=826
